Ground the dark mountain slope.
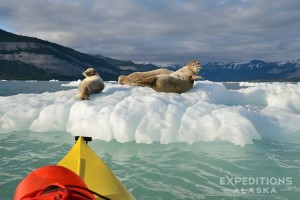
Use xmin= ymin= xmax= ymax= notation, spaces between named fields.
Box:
xmin=0 ymin=29 xmax=118 ymax=80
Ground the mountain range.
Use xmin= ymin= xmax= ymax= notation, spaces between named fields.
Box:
xmin=0 ymin=29 xmax=299 ymax=81
xmin=202 ymin=60 xmax=300 ymax=81
xmin=0 ymin=29 xmax=157 ymax=81
xmin=164 ymin=60 xmax=300 ymax=82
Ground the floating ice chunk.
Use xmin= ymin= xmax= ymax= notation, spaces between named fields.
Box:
xmin=1 ymin=81 xmax=300 ymax=146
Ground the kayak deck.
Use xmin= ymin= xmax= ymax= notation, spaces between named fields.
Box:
xmin=57 ymin=137 xmax=135 ymax=200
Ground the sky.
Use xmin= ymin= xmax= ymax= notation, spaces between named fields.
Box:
xmin=0 ymin=0 xmax=299 ymax=65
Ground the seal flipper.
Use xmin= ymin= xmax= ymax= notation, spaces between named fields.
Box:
xmin=135 ymin=76 xmax=158 ymax=87
xmin=80 ymin=87 xmax=90 ymax=100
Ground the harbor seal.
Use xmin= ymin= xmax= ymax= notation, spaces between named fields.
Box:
xmin=118 ymin=68 xmax=173 ymax=86
xmin=131 ymin=60 xmax=202 ymax=93
xmin=78 ymin=68 xmax=104 ymax=100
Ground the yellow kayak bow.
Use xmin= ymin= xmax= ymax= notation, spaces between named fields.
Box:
xmin=57 ymin=136 xmax=135 ymax=200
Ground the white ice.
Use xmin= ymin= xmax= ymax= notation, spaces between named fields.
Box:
xmin=1 ymin=81 xmax=300 ymax=146
xmin=61 ymin=80 xmax=81 ymax=87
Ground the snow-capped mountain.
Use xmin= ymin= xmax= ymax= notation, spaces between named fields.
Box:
xmin=160 ymin=63 xmax=184 ymax=71
xmin=163 ymin=60 xmax=300 ymax=81
xmin=224 ymin=60 xmax=265 ymax=70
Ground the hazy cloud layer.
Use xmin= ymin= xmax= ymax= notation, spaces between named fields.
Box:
xmin=0 ymin=0 xmax=299 ymax=64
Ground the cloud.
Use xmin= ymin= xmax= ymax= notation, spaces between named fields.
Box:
xmin=0 ymin=0 xmax=300 ymax=64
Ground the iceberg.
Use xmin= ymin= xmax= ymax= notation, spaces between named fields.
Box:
xmin=0 ymin=81 xmax=300 ymax=146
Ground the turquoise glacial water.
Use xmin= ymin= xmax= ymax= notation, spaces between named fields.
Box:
xmin=1 ymin=131 xmax=300 ymax=200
